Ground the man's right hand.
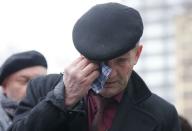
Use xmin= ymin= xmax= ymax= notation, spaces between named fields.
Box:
xmin=63 ymin=56 xmax=99 ymax=108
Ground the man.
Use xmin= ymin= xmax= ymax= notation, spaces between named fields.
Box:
xmin=0 ymin=50 xmax=47 ymax=131
xmin=8 ymin=3 xmax=181 ymax=131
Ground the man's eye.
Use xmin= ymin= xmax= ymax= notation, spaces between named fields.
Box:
xmin=18 ymin=78 xmax=29 ymax=84
xmin=116 ymin=59 xmax=128 ymax=64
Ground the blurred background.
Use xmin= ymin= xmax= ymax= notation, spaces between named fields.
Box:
xmin=0 ymin=0 xmax=192 ymax=124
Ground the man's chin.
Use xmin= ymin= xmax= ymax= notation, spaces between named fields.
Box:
xmin=99 ymin=88 xmax=115 ymax=98
xmin=104 ymin=82 xmax=117 ymax=88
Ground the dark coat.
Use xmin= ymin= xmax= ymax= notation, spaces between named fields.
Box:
xmin=8 ymin=71 xmax=181 ymax=131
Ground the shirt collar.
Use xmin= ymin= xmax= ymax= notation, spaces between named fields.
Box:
xmin=113 ymin=91 xmax=124 ymax=103
xmin=89 ymin=90 xmax=123 ymax=103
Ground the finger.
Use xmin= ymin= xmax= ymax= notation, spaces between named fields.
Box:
xmin=81 ymin=63 xmax=99 ymax=77
xmin=71 ymin=56 xmax=84 ymax=65
xmin=74 ymin=57 xmax=90 ymax=70
xmin=85 ymin=70 xmax=100 ymax=85
xmin=64 ymin=57 xmax=82 ymax=75
xmin=66 ymin=56 xmax=87 ymax=74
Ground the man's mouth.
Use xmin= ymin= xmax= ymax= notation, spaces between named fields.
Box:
xmin=105 ymin=81 xmax=117 ymax=85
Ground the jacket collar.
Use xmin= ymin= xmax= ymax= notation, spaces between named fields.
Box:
xmin=109 ymin=71 xmax=158 ymax=131
xmin=126 ymin=70 xmax=152 ymax=104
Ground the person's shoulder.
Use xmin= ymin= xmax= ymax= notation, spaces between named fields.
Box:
xmin=148 ymin=93 xmax=175 ymax=109
xmin=144 ymin=93 xmax=177 ymax=114
xmin=142 ymin=93 xmax=178 ymax=123
xmin=27 ymin=73 xmax=63 ymax=95
xmin=30 ymin=73 xmax=62 ymax=86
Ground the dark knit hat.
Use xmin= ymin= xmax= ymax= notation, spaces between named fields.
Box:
xmin=0 ymin=50 xmax=47 ymax=85
xmin=73 ymin=2 xmax=143 ymax=61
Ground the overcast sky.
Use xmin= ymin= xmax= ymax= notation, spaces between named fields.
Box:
xmin=0 ymin=0 xmax=121 ymax=73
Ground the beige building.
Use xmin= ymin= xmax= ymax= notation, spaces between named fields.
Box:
xmin=122 ymin=0 xmax=192 ymax=123
xmin=175 ymin=10 xmax=192 ymax=123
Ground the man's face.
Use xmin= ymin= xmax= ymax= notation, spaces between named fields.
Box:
xmin=2 ymin=66 xmax=47 ymax=102
xmin=99 ymin=45 xmax=142 ymax=98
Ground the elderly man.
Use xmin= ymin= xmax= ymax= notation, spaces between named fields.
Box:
xmin=8 ymin=3 xmax=181 ymax=131
xmin=0 ymin=50 xmax=47 ymax=131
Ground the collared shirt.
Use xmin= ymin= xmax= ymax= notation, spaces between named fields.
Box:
xmin=87 ymin=91 xmax=123 ymax=131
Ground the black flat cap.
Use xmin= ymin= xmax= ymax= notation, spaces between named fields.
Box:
xmin=0 ymin=50 xmax=47 ymax=85
xmin=73 ymin=2 xmax=143 ymax=61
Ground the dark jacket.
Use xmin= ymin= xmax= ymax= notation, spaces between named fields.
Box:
xmin=8 ymin=71 xmax=181 ymax=131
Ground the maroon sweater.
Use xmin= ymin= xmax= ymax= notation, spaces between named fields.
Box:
xmin=87 ymin=91 xmax=123 ymax=131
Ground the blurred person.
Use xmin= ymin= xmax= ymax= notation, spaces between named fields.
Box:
xmin=0 ymin=103 xmax=11 ymax=131
xmin=9 ymin=3 xmax=180 ymax=131
xmin=179 ymin=115 xmax=192 ymax=131
xmin=0 ymin=50 xmax=47 ymax=131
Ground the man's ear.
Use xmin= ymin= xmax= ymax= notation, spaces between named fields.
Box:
xmin=133 ymin=44 xmax=143 ymax=65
